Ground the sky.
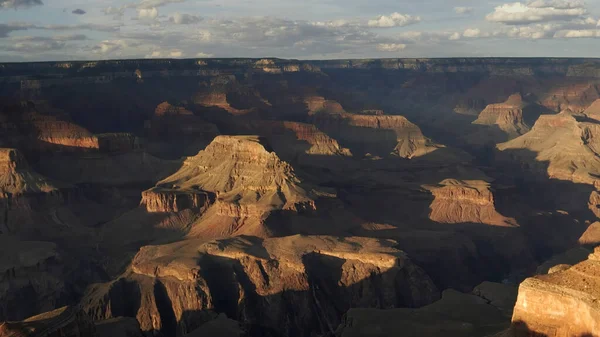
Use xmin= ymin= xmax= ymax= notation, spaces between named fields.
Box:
xmin=1 ymin=0 xmax=600 ymax=61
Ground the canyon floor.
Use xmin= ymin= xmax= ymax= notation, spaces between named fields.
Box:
xmin=1 ymin=58 xmax=600 ymax=337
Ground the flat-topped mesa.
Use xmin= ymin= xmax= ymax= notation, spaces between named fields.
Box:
xmin=426 ymin=179 xmax=515 ymax=226
xmin=24 ymin=112 xmax=100 ymax=151
xmin=141 ymin=136 xmax=315 ymax=215
xmin=193 ymin=77 xmax=252 ymax=115
xmin=85 ymin=235 xmax=439 ymax=336
xmin=497 ymin=110 xmax=600 ymax=186
xmin=236 ymin=121 xmax=352 ymax=159
xmin=304 ymin=96 xmax=347 ymax=115
xmin=473 ymin=93 xmax=532 ymax=139
xmin=0 ymin=306 xmax=96 ymax=337
xmin=511 ymin=247 xmax=600 ymax=336
xmin=311 ymin=112 xmax=441 ymax=159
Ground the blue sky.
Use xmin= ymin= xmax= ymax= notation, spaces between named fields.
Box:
xmin=1 ymin=0 xmax=600 ymax=61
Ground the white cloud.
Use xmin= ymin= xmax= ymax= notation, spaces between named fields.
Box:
xmin=196 ymin=52 xmax=213 ymax=57
xmin=486 ymin=2 xmax=587 ymax=25
xmin=376 ymin=43 xmax=406 ymax=51
xmin=198 ymin=30 xmax=212 ymax=42
xmin=169 ymin=13 xmax=202 ymax=24
xmin=527 ymin=0 xmax=585 ymax=9
xmin=449 ymin=32 xmax=462 ymax=40
xmin=554 ymin=29 xmax=600 ymax=37
xmin=146 ymin=49 xmax=187 ymax=58
xmin=138 ymin=7 xmax=158 ymax=20
xmin=368 ymin=12 xmax=421 ymax=28
xmin=463 ymin=28 xmax=490 ymax=38
xmin=0 ymin=0 xmax=42 ymax=9
xmin=454 ymin=7 xmax=473 ymax=15
xmin=93 ymin=40 xmax=130 ymax=55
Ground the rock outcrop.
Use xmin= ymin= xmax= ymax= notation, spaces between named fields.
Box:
xmin=311 ymin=112 xmax=441 ymax=158
xmin=511 ymin=247 xmax=600 ymax=336
xmin=497 ymin=110 xmax=600 ymax=186
xmin=426 ymin=179 xmax=516 ymax=226
xmin=83 ymin=235 xmax=439 ymax=337
xmin=304 ymin=96 xmax=347 ymax=115
xmin=472 ymin=94 xmax=535 ymax=140
xmin=141 ymin=136 xmax=315 ymax=218
xmin=232 ymin=120 xmax=352 ymax=161
xmin=0 ymin=306 xmax=96 ymax=337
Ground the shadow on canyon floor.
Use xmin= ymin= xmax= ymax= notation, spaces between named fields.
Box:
xmin=508 ymin=321 xmax=596 ymax=337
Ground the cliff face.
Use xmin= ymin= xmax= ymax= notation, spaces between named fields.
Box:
xmin=142 ymin=136 xmax=315 ymax=217
xmin=472 ymin=94 xmax=533 ymax=140
xmin=426 ymin=179 xmax=515 ymax=226
xmin=141 ymin=188 xmax=215 ymax=213
xmin=511 ymin=248 xmax=600 ymax=336
xmin=0 ymin=148 xmax=66 ymax=222
xmin=83 ymin=235 xmax=439 ymax=337
xmin=311 ymin=112 xmax=440 ymax=158
xmin=497 ymin=111 xmax=600 ymax=186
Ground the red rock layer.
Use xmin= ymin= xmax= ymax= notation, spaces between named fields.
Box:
xmin=141 ymin=188 xmax=215 ymax=213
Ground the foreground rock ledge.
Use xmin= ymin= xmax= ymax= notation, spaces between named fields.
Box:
xmin=511 ymin=247 xmax=600 ymax=336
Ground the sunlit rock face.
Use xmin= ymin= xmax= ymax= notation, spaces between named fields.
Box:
xmin=497 ymin=111 xmax=600 ymax=186
xmin=511 ymin=248 xmax=600 ymax=336
xmin=426 ymin=179 xmax=516 ymax=226
xmin=82 ymin=235 xmax=439 ymax=337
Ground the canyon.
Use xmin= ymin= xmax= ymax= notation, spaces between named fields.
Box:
xmin=1 ymin=58 xmax=600 ymax=337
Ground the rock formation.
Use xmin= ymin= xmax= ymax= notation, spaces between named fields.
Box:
xmin=497 ymin=110 xmax=600 ymax=186
xmin=0 ymin=306 xmax=96 ymax=337
xmin=472 ymin=93 xmax=535 ymax=140
xmin=141 ymin=136 xmax=315 ymax=219
xmin=83 ymin=235 xmax=439 ymax=337
xmin=426 ymin=179 xmax=516 ymax=226
xmin=584 ymin=98 xmax=600 ymax=121
xmin=230 ymin=120 xmax=352 ymax=162
xmin=4 ymin=57 xmax=600 ymax=337
xmin=511 ymin=248 xmax=600 ymax=336
xmin=304 ymin=96 xmax=347 ymax=115
xmin=311 ymin=112 xmax=441 ymax=158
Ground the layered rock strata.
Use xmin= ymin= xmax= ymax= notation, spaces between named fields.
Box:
xmin=511 ymin=248 xmax=600 ymax=336
xmin=311 ymin=112 xmax=441 ymax=158
xmin=141 ymin=136 xmax=315 ymax=216
xmin=426 ymin=179 xmax=515 ymax=226
xmin=472 ymin=93 xmax=533 ymax=139
xmin=83 ymin=235 xmax=439 ymax=337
